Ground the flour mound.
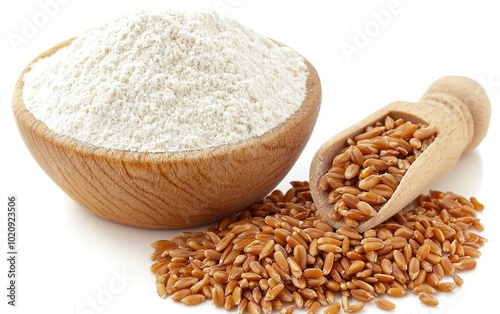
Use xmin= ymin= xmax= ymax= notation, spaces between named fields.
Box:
xmin=23 ymin=10 xmax=308 ymax=152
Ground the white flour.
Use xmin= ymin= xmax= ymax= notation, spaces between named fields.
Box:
xmin=22 ymin=10 xmax=308 ymax=152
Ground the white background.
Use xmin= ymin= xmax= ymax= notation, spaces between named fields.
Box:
xmin=1 ymin=1 xmax=499 ymax=313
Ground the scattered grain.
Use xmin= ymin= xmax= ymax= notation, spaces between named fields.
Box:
xmin=156 ymin=282 xmax=167 ymax=299
xmin=151 ymin=182 xmax=485 ymax=313
xmin=412 ymin=284 xmax=436 ymax=295
xmin=324 ymin=302 xmax=341 ymax=314
xmin=386 ymin=287 xmax=406 ymax=297
xmin=418 ymin=292 xmax=439 ymax=306
xmin=435 ymin=282 xmax=457 ymax=292
xmin=344 ymin=301 xmax=364 ymax=313
xmin=280 ymin=305 xmax=295 ymax=314
xmin=248 ymin=301 xmax=264 ymax=314
xmin=180 ymin=294 xmax=206 ymax=305
xmin=375 ymin=298 xmax=396 ymax=311
xmin=307 ymin=301 xmax=321 ymax=314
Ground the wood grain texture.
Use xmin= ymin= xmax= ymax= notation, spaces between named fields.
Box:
xmin=310 ymin=76 xmax=491 ymax=232
xmin=13 ymin=38 xmax=322 ymax=228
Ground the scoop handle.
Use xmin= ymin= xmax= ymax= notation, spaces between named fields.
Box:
xmin=419 ymin=75 xmax=491 ymax=152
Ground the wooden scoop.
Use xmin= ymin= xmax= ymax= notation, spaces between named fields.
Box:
xmin=309 ymin=76 xmax=491 ymax=232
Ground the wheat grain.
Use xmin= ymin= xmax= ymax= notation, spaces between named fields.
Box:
xmin=151 ymin=183 xmax=485 ymax=313
xmin=318 ymin=116 xmax=437 ymax=225
xmin=418 ymin=292 xmax=439 ymax=306
xmin=375 ymin=298 xmax=396 ymax=311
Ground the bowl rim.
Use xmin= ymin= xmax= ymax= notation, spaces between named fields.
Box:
xmin=13 ymin=37 xmax=322 ymax=164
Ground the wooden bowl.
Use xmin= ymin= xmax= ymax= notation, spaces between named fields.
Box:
xmin=12 ymin=38 xmax=322 ymax=229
